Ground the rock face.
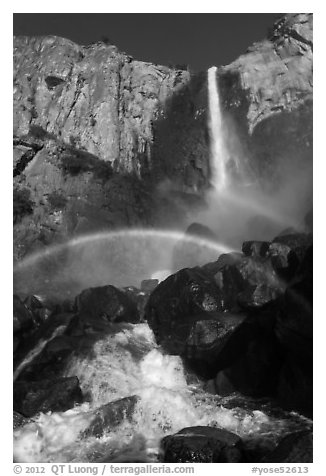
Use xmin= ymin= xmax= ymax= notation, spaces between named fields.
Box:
xmin=219 ymin=13 xmax=313 ymax=187
xmin=13 ymin=13 xmax=312 ymax=260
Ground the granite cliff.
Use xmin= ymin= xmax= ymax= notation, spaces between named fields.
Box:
xmin=13 ymin=13 xmax=312 ymax=260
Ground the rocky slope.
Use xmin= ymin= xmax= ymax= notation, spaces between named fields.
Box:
xmin=13 ymin=13 xmax=313 ymax=259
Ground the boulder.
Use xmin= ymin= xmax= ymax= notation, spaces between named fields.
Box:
xmin=13 ymin=411 xmax=31 ymax=430
xmin=266 ymin=242 xmax=300 ymax=280
xmin=277 ymin=355 xmax=312 ymax=417
xmin=242 ymin=241 xmax=270 ymax=258
xmin=140 ymin=279 xmax=159 ymax=293
xmin=161 ymin=426 xmax=245 ymax=463
xmin=275 ymin=281 xmax=312 ymax=356
xmin=262 ymin=430 xmax=313 ymax=463
xmin=185 ymin=223 xmax=218 ymax=240
xmin=242 ymin=437 xmax=276 ymax=463
xmin=211 ymin=254 xmax=284 ymax=311
xmin=144 ymin=267 xmax=223 ymax=354
xmin=13 ymin=376 xmax=83 ymax=417
xmin=82 ymin=395 xmax=139 ymax=438
xmin=185 ymin=312 xmax=251 ymax=378
xmin=272 ymin=233 xmax=313 ymax=265
xmin=13 ymin=294 xmax=35 ymax=334
xmin=201 ymin=252 xmax=242 ymax=276
xmin=214 ymin=333 xmax=283 ymax=397
xmin=75 ymin=285 xmax=140 ymax=328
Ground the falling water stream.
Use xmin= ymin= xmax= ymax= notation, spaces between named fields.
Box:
xmin=207 ymin=66 xmax=230 ymax=192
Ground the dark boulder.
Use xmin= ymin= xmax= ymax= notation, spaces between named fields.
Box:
xmin=24 ymin=295 xmax=54 ymax=326
xmin=211 ymin=254 xmax=284 ymax=311
xmin=13 ymin=294 xmax=35 ymax=334
xmin=161 ymin=426 xmax=245 ymax=463
xmin=201 ymin=252 xmax=242 ymax=279
xmin=272 ymin=233 xmax=313 ymax=265
xmin=140 ymin=279 xmax=159 ymax=293
xmin=275 ymin=281 xmax=312 ymax=356
xmin=266 ymin=242 xmax=300 ymax=280
xmin=144 ymin=267 xmax=223 ymax=354
xmin=242 ymin=437 xmax=276 ymax=463
xmin=13 ymin=376 xmax=83 ymax=417
xmin=185 ymin=312 xmax=250 ymax=378
xmin=185 ymin=223 xmax=218 ymax=240
xmin=242 ymin=241 xmax=270 ymax=258
xmin=277 ymin=355 xmax=312 ymax=417
xmin=13 ymin=411 xmax=31 ymax=430
xmin=75 ymin=285 xmax=140 ymax=328
xmin=13 ymin=312 xmax=75 ymax=381
xmin=82 ymin=395 xmax=139 ymax=438
xmin=215 ymin=333 xmax=283 ymax=397
xmin=262 ymin=430 xmax=313 ymax=463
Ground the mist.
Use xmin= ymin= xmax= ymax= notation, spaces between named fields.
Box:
xmin=189 ymin=67 xmax=312 ymax=248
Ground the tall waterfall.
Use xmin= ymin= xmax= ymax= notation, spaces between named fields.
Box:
xmin=207 ymin=66 xmax=229 ymax=192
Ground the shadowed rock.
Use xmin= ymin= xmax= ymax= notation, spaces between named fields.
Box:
xmin=75 ymin=285 xmax=140 ymax=326
xmin=262 ymin=430 xmax=313 ymax=463
xmin=161 ymin=426 xmax=245 ymax=463
xmin=14 ymin=376 xmax=83 ymax=417
xmin=145 ymin=267 xmax=224 ymax=354
xmin=82 ymin=395 xmax=140 ymax=438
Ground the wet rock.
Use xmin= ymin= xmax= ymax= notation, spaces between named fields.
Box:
xmin=275 ymin=281 xmax=312 ymax=356
xmin=242 ymin=437 xmax=276 ymax=463
xmin=82 ymin=395 xmax=139 ymax=438
xmin=13 ymin=376 xmax=83 ymax=417
xmin=215 ymin=333 xmax=283 ymax=397
xmin=23 ymin=294 xmax=53 ymax=326
xmin=75 ymin=285 xmax=140 ymax=327
xmin=161 ymin=426 xmax=245 ymax=463
xmin=185 ymin=312 xmax=250 ymax=378
xmin=145 ymin=267 xmax=223 ymax=354
xmin=242 ymin=241 xmax=270 ymax=258
xmin=277 ymin=355 xmax=312 ymax=417
xmin=13 ymin=411 xmax=32 ymax=430
xmin=272 ymin=233 xmax=313 ymax=265
xmin=262 ymin=430 xmax=313 ymax=463
xmin=211 ymin=254 xmax=284 ymax=311
xmin=186 ymin=223 xmax=217 ymax=240
xmin=13 ymin=294 xmax=35 ymax=334
xmin=266 ymin=242 xmax=300 ymax=280
xmin=13 ymin=312 xmax=75 ymax=381
xmin=201 ymin=252 xmax=242 ymax=276
xmin=140 ymin=279 xmax=159 ymax=293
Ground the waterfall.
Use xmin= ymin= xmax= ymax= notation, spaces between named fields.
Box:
xmin=207 ymin=66 xmax=229 ymax=192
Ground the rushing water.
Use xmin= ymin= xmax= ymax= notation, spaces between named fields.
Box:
xmin=13 ymin=323 xmax=311 ymax=463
